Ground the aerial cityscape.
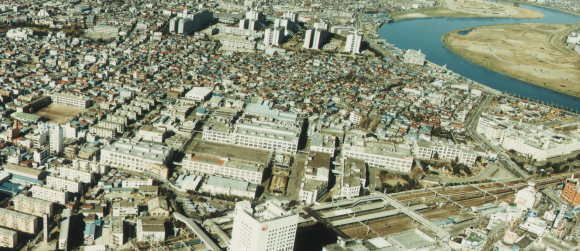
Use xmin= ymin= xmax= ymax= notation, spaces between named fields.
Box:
xmin=0 ymin=0 xmax=578 ymax=250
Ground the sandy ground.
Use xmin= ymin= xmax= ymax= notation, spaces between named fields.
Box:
xmin=394 ymin=0 xmax=543 ymax=20
xmin=35 ymin=103 xmax=83 ymax=123
xmin=444 ymin=23 xmax=580 ymax=98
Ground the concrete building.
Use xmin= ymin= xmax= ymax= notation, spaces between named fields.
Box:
xmin=112 ymin=200 xmax=138 ymax=217
xmin=111 ymin=219 xmax=124 ymax=247
xmin=201 ymin=176 xmax=257 ymax=199
xmin=58 ymin=166 xmax=94 ymax=184
xmin=344 ymin=32 xmax=362 ymax=54
xmin=50 ymin=92 xmax=91 ymax=108
xmin=264 ymin=28 xmax=284 ymax=46
xmin=30 ymin=185 xmax=69 ymax=205
xmin=137 ymin=126 xmax=166 ymax=143
xmin=403 ymin=49 xmax=426 ymax=65
xmin=13 ymin=194 xmax=54 ymax=217
xmin=181 ymin=142 xmax=268 ymax=184
xmin=335 ymin=158 xmax=367 ymax=199
xmin=46 ymin=175 xmax=82 ymax=193
xmin=137 ymin=217 xmax=166 ymax=243
xmin=414 ymin=140 xmax=483 ymax=167
xmin=184 ymin=87 xmax=213 ymax=101
xmin=561 ymin=176 xmax=580 ymax=207
xmin=343 ymin=134 xmax=413 ymax=173
xmin=100 ymin=140 xmax=173 ymax=179
xmin=122 ymin=178 xmax=153 ymax=188
xmin=0 ymin=227 xmax=17 ymax=249
xmin=0 ymin=208 xmax=39 ymax=234
xmin=169 ymin=10 xmax=213 ymax=35
xmin=303 ymin=28 xmax=329 ymax=50
xmin=231 ymin=200 xmax=298 ymax=251
xmin=49 ymin=123 xmax=64 ymax=155
xmin=515 ymin=182 xmax=542 ymax=211
xmin=148 ymin=197 xmax=170 ymax=217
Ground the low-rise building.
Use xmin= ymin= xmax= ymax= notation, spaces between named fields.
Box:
xmin=112 ymin=200 xmax=138 ymax=217
xmin=137 ymin=217 xmax=166 ymax=243
xmin=201 ymin=176 xmax=257 ymax=199
xmin=147 ymin=197 xmax=170 ymax=217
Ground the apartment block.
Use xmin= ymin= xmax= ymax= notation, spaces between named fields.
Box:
xmin=0 ymin=208 xmax=39 ymax=234
xmin=13 ymin=194 xmax=54 ymax=217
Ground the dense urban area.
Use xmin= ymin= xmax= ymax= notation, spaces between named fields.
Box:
xmin=0 ymin=0 xmax=578 ymax=250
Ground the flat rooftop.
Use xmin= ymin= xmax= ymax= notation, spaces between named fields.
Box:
xmin=188 ymin=140 xmax=270 ymax=163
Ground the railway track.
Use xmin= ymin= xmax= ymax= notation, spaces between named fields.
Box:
xmin=305 ymin=171 xmax=576 ymax=238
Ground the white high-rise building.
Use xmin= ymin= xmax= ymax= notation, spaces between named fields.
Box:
xmin=231 ymin=200 xmax=298 ymax=251
xmin=264 ymin=28 xmax=284 ymax=46
xmin=303 ymin=29 xmax=329 ymax=50
xmin=49 ymin=123 xmax=64 ymax=155
xmin=344 ymin=32 xmax=362 ymax=54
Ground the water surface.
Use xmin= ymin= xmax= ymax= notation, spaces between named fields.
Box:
xmin=379 ymin=5 xmax=580 ymax=111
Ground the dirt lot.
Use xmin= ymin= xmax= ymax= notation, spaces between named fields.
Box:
xmin=444 ymin=23 xmax=580 ymax=97
xmin=394 ymin=0 xmax=543 ymax=20
xmin=35 ymin=103 xmax=83 ymax=123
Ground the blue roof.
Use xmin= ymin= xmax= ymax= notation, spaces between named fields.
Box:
xmin=10 ymin=174 xmax=43 ymax=184
xmin=84 ymin=223 xmax=96 ymax=235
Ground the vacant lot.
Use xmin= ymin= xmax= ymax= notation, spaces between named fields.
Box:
xmin=35 ymin=103 xmax=83 ymax=123
xmin=444 ymin=23 xmax=580 ymax=97
xmin=393 ymin=0 xmax=543 ymax=20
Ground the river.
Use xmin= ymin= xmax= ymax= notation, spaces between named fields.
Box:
xmin=379 ymin=5 xmax=580 ymax=112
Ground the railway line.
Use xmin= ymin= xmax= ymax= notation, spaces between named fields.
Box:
xmin=303 ymin=171 xmax=577 ymax=239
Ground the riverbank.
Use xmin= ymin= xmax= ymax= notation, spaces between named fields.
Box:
xmin=392 ymin=0 xmax=543 ymax=21
xmin=443 ymin=23 xmax=580 ymax=98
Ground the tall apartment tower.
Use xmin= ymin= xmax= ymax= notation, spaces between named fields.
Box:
xmin=303 ymin=29 xmax=329 ymax=50
xmin=230 ymin=200 xmax=298 ymax=251
xmin=264 ymin=28 xmax=284 ymax=46
xmin=344 ymin=32 xmax=362 ymax=54
xmin=49 ymin=123 xmax=64 ymax=155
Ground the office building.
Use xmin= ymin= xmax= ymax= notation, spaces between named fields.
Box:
xmin=231 ymin=200 xmax=298 ymax=251
xmin=13 ymin=194 xmax=54 ymax=217
xmin=0 ymin=227 xmax=17 ymax=249
xmin=264 ymin=27 xmax=284 ymax=46
xmin=344 ymin=32 xmax=362 ymax=54
xmin=0 ymin=208 xmax=39 ymax=234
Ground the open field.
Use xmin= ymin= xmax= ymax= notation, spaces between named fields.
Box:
xmin=35 ymin=103 xmax=83 ymax=123
xmin=393 ymin=0 xmax=543 ymax=20
xmin=444 ymin=23 xmax=580 ymax=98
